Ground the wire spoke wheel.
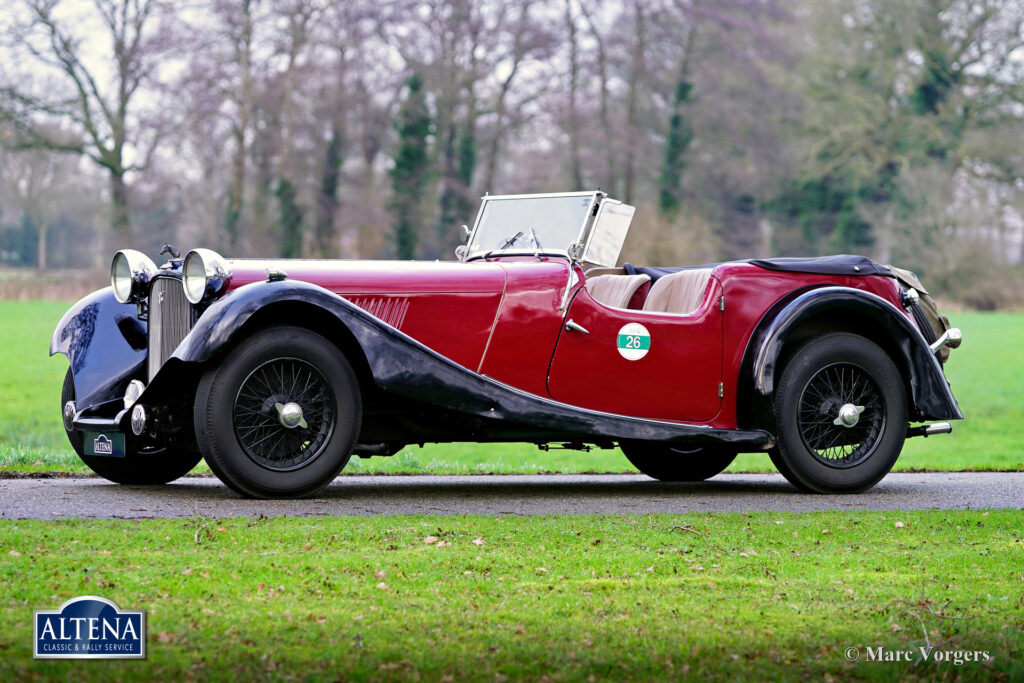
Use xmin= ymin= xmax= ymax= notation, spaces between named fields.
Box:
xmin=620 ymin=442 xmax=737 ymax=482
xmin=61 ymin=368 xmax=202 ymax=485
xmin=771 ymin=333 xmax=906 ymax=493
xmin=233 ymin=358 xmax=336 ymax=472
xmin=796 ymin=361 xmax=884 ymax=469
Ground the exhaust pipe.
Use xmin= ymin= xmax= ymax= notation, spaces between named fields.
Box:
xmin=907 ymin=422 xmax=952 ymax=438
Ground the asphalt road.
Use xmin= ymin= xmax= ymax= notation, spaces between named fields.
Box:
xmin=1 ymin=472 xmax=1021 ymax=519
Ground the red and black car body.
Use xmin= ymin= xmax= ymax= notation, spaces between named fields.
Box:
xmin=52 ymin=191 xmax=962 ymax=498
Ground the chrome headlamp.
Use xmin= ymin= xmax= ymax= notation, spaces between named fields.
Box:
xmin=111 ymin=250 xmax=158 ymax=304
xmin=182 ymin=248 xmax=231 ymax=304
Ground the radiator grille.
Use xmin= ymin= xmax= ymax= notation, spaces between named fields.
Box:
xmin=348 ymin=296 xmax=410 ymax=328
xmin=148 ymin=277 xmax=196 ymax=381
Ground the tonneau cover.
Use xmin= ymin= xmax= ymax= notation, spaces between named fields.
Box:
xmin=624 ymin=255 xmax=891 ymax=282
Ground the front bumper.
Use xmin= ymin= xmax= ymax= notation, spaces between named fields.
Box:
xmin=70 ymin=405 xmax=131 ymax=434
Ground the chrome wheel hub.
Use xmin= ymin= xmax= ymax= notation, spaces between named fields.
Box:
xmin=63 ymin=400 xmax=76 ymax=431
xmin=833 ymin=403 xmax=865 ymax=428
xmin=275 ymin=402 xmax=307 ymax=430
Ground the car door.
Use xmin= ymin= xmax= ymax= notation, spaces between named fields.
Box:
xmin=546 ymin=278 xmax=724 ymax=422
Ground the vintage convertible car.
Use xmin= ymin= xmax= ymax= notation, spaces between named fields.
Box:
xmin=52 ymin=191 xmax=963 ymax=498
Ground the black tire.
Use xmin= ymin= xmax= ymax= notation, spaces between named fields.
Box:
xmin=621 ymin=442 xmax=737 ymax=482
xmin=61 ymin=369 xmax=202 ymax=485
xmin=194 ymin=326 xmax=361 ymax=498
xmin=769 ymin=332 xmax=907 ymax=493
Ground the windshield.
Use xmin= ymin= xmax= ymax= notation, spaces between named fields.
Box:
xmin=467 ymin=194 xmax=596 ymax=259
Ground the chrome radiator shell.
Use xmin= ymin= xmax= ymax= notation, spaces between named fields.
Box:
xmin=147 ymin=277 xmax=196 ymax=381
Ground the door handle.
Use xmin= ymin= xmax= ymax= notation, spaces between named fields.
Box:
xmin=565 ymin=319 xmax=590 ymax=335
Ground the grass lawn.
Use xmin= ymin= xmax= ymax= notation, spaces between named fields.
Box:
xmin=3 ymin=511 xmax=1021 ymax=680
xmin=1 ymin=301 xmax=1021 ymax=474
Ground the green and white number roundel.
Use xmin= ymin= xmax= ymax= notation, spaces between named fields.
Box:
xmin=616 ymin=323 xmax=651 ymax=361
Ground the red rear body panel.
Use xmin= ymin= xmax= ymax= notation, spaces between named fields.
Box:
xmin=713 ymin=262 xmax=907 ymax=428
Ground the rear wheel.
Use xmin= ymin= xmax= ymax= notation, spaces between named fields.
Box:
xmin=621 ymin=443 xmax=736 ymax=482
xmin=194 ymin=326 xmax=361 ymax=498
xmin=769 ymin=332 xmax=906 ymax=493
xmin=61 ymin=369 xmax=201 ymax=485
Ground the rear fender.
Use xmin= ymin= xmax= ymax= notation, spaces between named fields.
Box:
xmin=740 ymin=286 xmax=962 ymax=431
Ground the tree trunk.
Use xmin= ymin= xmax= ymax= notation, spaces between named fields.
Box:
xmin=623 ymin=2 xmax=646 ymax=205
xmin=225 ymin=131 xmax=244 ymax=250
xmin=436 ymin=123 xmax=459 ymax=257
xmin=110 ymin=171 xmax=131 ymax=244
xmin=275 ymin=9 xmax=309 ymax=258
xmin=226 ymin=0 xmax=254 ymax=252
xmin=37 ymin=221 xmax=48 ymax=270
xmin=657 ymin=17 xmax=697 ymax=215
xmin=316 ymin=122 xmax=344 ymax=257
xmin=357 ymin=153 xmax=379 ymax=259
xmin=565 ymin=0 xmax=583 ymax=190
xmin=483 ymin=71 xmax=518 ymax=193
xmin=579 ymin=3 xmax=615 ymax=194
xmin=357 ymin=81 xmax=384 ymax=259
xmin=456 ymin=94 xmax=478 ymax=223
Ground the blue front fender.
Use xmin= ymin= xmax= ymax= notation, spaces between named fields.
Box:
xmin=50 ymin=287 xmax=147 ymax=407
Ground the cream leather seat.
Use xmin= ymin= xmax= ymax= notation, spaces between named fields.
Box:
xmin=642 ymin=268 xmax=713 ymax=315
xmin=585 ymin=274 xmax=651 ymax=309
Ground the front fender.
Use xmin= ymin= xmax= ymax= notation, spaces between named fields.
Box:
xmin=743 ymin=286 xmax=962 ymax=426
xmin=163 ymin=280 xmax=773 ymax=449
xmin=50 ymin=287 xmax=147 ymax=407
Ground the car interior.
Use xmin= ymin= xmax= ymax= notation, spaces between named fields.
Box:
xmin=584 ymin=268 xmax=713 ymax=315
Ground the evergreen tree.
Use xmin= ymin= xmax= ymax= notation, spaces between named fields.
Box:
xmin=390 ymin=74 xmax=432 ymax=260
xmin=277 ymin=178 xmax=304 ymax=258
xmin=316 ymin=124 xmax=345 ymax=257
xmin=455 ymin=123 xmax=476 ymax=219
xmin=658 ymin=79 xmax=694 ymax=215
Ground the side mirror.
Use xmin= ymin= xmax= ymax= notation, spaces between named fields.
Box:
xmin=461 ymin=224 xmax=471 ymax=240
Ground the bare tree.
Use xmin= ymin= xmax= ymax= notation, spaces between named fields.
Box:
xmin=577 ymin=0 xmax=617 ymax=194
xmin=222 ymin=0 xmax=257 ymax=251
xmin=564 ymin=0 xmax=583 ymax=190
xmin=479 ymin=1 xmax=555 ymax=194
xmin=1 ymin=0 xmax=171 ymax=244
xmin=272 ymin=0 xmax=318 ymax=257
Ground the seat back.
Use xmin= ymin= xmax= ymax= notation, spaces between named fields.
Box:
xmin=585 ymin=274 xmax=651 ymax=310
xmin=641 ymin=268 xmax=713 ymax=315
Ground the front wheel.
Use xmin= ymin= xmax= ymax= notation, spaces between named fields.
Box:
xmin=61 ymin=369 xmax=202 ymax=484
xmin=769 ymin=332 xmax=907 ymax=493
xmin=194 ymin=326 xmax=362 ymax=498
xmin=621 ymin=442 xmax=737 ymax=482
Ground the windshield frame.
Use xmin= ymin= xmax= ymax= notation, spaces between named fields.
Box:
xmin=463 ymin=191 xmax=602 ymax=262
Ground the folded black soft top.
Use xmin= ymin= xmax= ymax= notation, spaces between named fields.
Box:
xmin=624 ymin=255 xmax=892 ymax=282
xmin=749 ymin=255 xmax=892 ymax=276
